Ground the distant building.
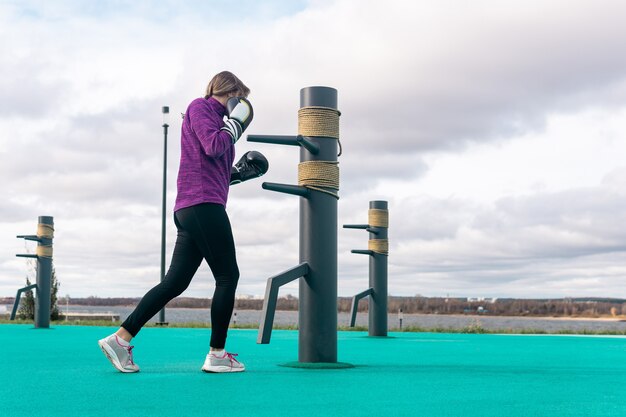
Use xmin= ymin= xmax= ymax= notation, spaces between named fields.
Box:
xmin=236 ymin=294 xmax=263 ymax=300
xmin=467 ymin=297 xmax=498 ymax=303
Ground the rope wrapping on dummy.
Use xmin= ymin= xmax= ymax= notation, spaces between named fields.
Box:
xmin=297 ymin=106 xmax=341 ymax=198
xmin=368 ymin=209 xmax=389 ymax=254
xmin=298 ymin=107 xmax=340 ymax=139
xmin=36 ymin=245 xmax=53 ymax=258
xmin=37 ymin=223 xmax=54 ymax=239
xmin=368 ymin=209 xmax=389 ymax=228
xmin=368 ymin=239 xmax=389 ymax=255
xmin=35 ymin=222 xmax=54 ymax=258
xmin=298 ymin=161 xmax=339 ymax=199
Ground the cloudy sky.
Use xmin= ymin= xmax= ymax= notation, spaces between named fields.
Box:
xmin=2 ymin=0 xmax=626 ymax=300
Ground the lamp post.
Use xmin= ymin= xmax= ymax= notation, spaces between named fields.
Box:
xmin=158 ymin=106 xmax=169 ymax=325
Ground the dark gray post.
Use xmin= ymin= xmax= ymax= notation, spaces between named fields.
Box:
xmin=299 ymin=86 xmax=339 ymax=363
xmin=344 ymin=201 xmax=389 ymax=336
xmin=158 ymin=106 xmax=169 ymax=325
xmin=16 ymin=216 xmax=54 ymax=328
xmin=35 ymin=216 xmax=54 ymax=329
xmin=368 ymin=201 xmax=388 ymax=336
xmin=248 ymin=86 xmax=344 ymax=366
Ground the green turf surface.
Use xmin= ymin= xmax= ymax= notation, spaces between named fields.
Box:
xmin=2 ymin=324 xmax=626 ymax=416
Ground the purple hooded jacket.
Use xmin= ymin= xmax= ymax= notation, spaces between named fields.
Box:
xmin=173 ymin=97 xmax=235 ymax=212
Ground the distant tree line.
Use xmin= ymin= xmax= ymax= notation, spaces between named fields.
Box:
xmin=4 ymin=294 xmax=626 ymax=318
xmin=379 ymin=297 xmax=626 ymax=317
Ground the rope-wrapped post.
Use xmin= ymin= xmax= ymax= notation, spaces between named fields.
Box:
xmin=16 ymin=216 xmax=54 ymax=328
xmin=247 ymin=87 xmax=347 ymax=366
xmin=344 ymin=201 xmax=389 ymax=336
xmin=367 ymin=201 xmax=389 ymax=336
xmin=35 ymin=216 xmax=54 ymax=329
xmin=298 ymin=87 xmax=340 ymax=364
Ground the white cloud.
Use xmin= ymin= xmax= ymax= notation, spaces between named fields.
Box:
xmin=2 ymin=0 xmax=626 ymax=299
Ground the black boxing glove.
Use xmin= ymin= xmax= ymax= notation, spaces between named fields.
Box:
xmin=221 ymin=97 xmax=254 ymax=144
xmin=230 ymin=151 xmax=269 ymax=185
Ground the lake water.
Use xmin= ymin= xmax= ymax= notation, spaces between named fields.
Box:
xmin=4 ymin=304 xmax=626 ymax=332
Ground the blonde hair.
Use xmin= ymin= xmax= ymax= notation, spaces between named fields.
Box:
xmin=205 ymin=71 xmax=250 ymax=99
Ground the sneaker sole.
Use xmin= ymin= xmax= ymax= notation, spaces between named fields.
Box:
xmin=201 ymin=365 xmax=245 ymax=373
xmin=98 ymin=340 xmax=139 ymax=373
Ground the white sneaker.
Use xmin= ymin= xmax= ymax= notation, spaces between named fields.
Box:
xmin=98 ymin=334 xmax=140 ymax=373
xmin=201 ymin=351 xmax=245 ymax=373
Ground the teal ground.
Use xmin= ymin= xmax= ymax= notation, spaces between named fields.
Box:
xmin=2 ymin=325 xmax=626 ymax=416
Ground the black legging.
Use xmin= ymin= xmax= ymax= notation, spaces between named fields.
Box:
xmin=121 ymin=203 xmax=240 ymax=349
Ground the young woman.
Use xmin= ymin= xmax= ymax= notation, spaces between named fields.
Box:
xmin=98 ymin=71 xmax=264 ymax=373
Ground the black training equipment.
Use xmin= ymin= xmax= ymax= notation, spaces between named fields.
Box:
xmin=230 ymin=151 xmax=269 ymax=185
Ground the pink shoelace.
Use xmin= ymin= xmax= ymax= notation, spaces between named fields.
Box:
xmin=225 ymin=352 xmax=240 ymax=365
xmin=212 ymin=351 xmax=240 ymax=365
xmin=114 ymin=335 xmax=136 ymax=365
xmin=125 ymin=345 xmax=136 ymax=365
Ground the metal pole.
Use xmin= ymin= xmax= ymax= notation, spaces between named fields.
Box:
xmin=344 ymin=200 xmax=389 ymax=336
xmin=247 ymin=87 xmax=347 ymax=366
xmin=369 ymin=200 xmax=388 ymax=336
xmin=35 ymin=216 xmax=53 ymax=329
xmin=158 ymin=106 xmax=169 ymax=325
xmin=299 ymin=86 xmax=338 ymax=363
